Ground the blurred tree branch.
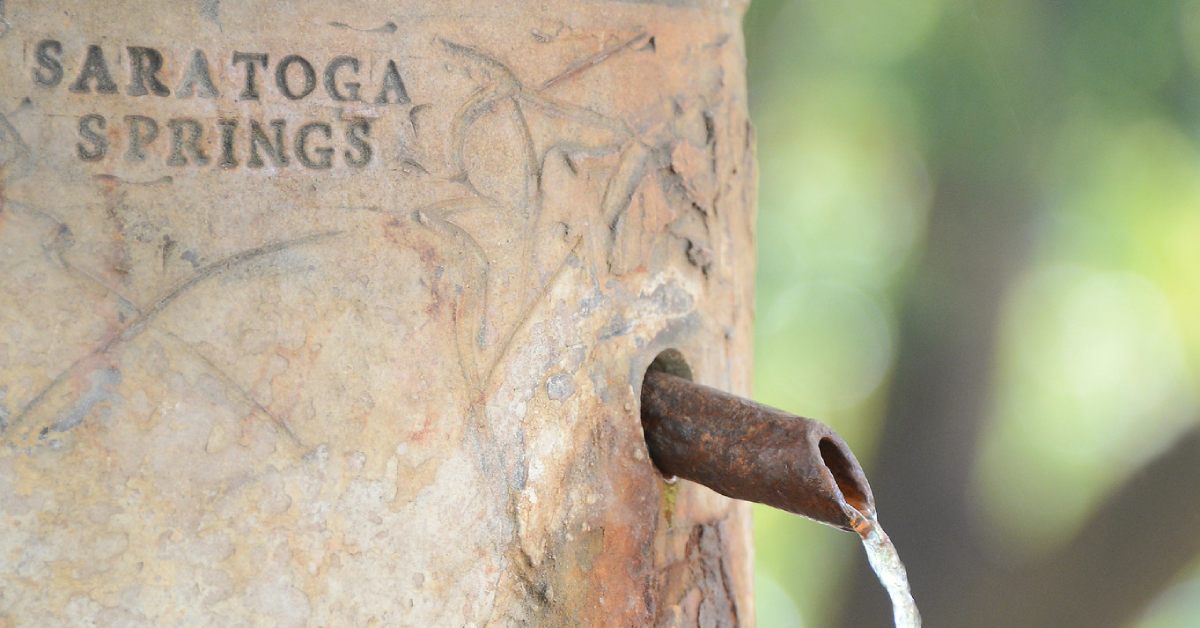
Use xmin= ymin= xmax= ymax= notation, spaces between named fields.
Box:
xmin=993 ymin=427 xmax=1200 ymax=627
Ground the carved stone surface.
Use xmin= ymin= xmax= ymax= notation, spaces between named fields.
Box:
xmin=0 ymin=1 xmax=756 ymax=624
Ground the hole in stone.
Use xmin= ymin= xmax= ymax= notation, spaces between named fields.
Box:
xmin=645 ymin=348 xmax=693 ymax=381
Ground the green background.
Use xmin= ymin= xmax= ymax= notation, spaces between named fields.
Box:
xmin=745 ymin=1 xmax=1200 ymax=625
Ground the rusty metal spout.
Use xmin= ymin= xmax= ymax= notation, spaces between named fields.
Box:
xmin=640 ymin=370 xmax=875 ymax=532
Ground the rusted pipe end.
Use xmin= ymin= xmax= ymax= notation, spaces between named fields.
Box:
xmin=640 ymin=370 xmax=875 ymax=531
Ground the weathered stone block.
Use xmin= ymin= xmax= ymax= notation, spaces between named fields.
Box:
xmin=0 ymin=1 xmax=756 ymax=624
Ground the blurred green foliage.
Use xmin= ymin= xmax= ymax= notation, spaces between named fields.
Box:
xmin=745 ymin=0 xmax=1200 ymax=625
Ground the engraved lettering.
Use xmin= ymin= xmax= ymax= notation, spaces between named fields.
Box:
xmin=275 ymin=55 xmax=316 ymax=101
xmin=232 ymin=51 xmax=268 ymax=100
xmin=167 ymin=118 xmax=209 ymax=166
xmin=69 ymin=45 xmax=118 ymax=94
xmin=177 ymin=49 xmax=219 ymax=99
xmin=344 ymin=118 xmax=372 ymax=167
xmin=33 ymin=39 xmax=64 ymax=87
xmin=297 ymin=122 xmax=334 ymax=169
xmin=217 ymin=118 xmax=238 ymax=169
xmin=248 ymin=119 xmax=288 ymax=168
xmin=41 ymin=41 xmax=411 ymax=171
xmin=374 ymin=60 xmax=410 ymax=105
xmin=77 ymin=114 xmax=108 ymax=161
xmin=127 ymin=46 xmax=171 ymax=97
xmin=124 ymin=115 xmax=159 ymax=161
xmin=323 ymin=55 xmax=360 ymax=102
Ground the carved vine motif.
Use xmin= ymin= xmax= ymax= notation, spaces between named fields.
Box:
xmin=1 ymin=105 xmax=340 ymax=443
xmin=419 ymin=34 xmax=719 ymax=396
xmin=0 ymin=216 xmax=340 ymax=443
xmin=2 ymin=79 xmax=349 ymax=445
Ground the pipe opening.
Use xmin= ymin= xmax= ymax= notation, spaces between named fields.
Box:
xmin=819 ymin=437 xmax=872 ymax=516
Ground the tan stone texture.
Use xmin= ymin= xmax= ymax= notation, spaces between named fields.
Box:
xmin=0 ymin=1 xmax=757 ymax=624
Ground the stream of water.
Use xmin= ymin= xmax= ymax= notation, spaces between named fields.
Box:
xmin=850 ymin=510 xmax=921 ymax=627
